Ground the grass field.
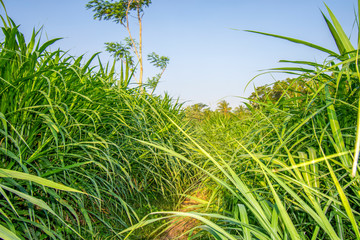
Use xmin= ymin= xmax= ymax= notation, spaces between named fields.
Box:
xmin=1 ymin=0 xmax=360 ymax=239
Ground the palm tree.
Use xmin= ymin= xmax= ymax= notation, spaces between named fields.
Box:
xmin=233 ymin=105 xmax=248 ymax=117
xmin=185 ymin=103 xmax=208 ymax=121
xmin=216 ymin=100 xmax=232 ymax=116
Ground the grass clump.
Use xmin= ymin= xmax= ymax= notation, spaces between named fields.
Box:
xmin=0 ymin=6 xmax=197 ymax=239
xmin=2 ymin=0 xmax=360 ymax=239
xmin=125 ymin=1 xmax=360 ymax=239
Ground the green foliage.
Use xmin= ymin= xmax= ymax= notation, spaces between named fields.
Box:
xmin=105 ymin=39 xmax=170 ymax=93
xmin=86 ymin=0 xmax=151 ymax=25
xmin=216 ymin=100 xmax=232 ymax=115
xmin=248 ymin=78 xmax=310 ymax=109
xmin=185 ymin=1 xmax=360 ymax=238
xmin=2 ymin=0 xmax=360 ymax=239
xmin=233 ymin=105 xmax=249 ymax=118
xmin=0 ymin=7 xmax=194 ymax=239
xmin=86 ymin=0 xmax=154 ymax=87
xmin=147 ymin=52 xmax=170 ymax=69
xmin=146 ymin=52 xmax=170 ymax=93
xmin=185 ymin=103 xmax=209 ymax=121
xmin=124 ymin=1 xmax=360 ymax=239
xmin=105 ymin=38 xmax=135 ymax=66
xmin=185 ymin=102 xmax=249 ymax=123
xmin=146 ymin=73 xmax=161 ymax=92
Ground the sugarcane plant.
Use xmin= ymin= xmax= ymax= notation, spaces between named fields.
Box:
xmin=123 ymin=1 xmax=360 ymax=239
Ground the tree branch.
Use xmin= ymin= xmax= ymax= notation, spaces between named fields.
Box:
xmin=125 ymin=0 xmax=143 ymax=87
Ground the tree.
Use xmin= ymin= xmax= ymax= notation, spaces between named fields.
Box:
xmin=216 ymin=100 xmax=232 ymax=116
xmin=248 ymin=78 xmax=311 ymax=108
xmin=104 ymin=38 xmax=135 ymax=69
xmin=86 ymin=0 xmax=151 ymax=87
xmin=233 ymin=105 xmax=249 ymax=118
xmin=185 ymin=103 xmax=208 ymax=121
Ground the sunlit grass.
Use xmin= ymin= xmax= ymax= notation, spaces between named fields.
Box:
xmin=1 ymin=0 xmax=360 ymax=239
xmin=0 ymin=4 xmax=197 ymax=238
xmin=122 ymin=1 xmax=360 ymax=239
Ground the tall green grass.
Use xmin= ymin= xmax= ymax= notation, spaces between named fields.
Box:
xmin=0 ymin=3 xmax=197 ymax=238
xmin=2 ymin=0 xmax=360 ymax=239
xmin=124 ymin=1 xmax=360 ymax=239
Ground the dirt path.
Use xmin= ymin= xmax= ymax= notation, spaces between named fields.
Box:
xmin=159 ymin=190 xmax=207 ymax=239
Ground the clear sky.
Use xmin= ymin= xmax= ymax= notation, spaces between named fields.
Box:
xmin=2 ymin=0 xmax=358 ymax=109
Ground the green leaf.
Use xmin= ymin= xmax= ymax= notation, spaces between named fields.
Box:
xmin=238 ymin=204 xmax=251 ymax=240
xmin=324 ymin=4 xmax=355 ymax=54
xmin=0 ymin=168 xmax=84 ymax=194
xmin=245 ymin=30 xmax=340 ymax=57
xmin=321 ymin=11 xmax=346 ymax=56
xmin=263 ymin=174 xmax=301 ymax=240
xmin=0 ymin=224 xmax=21 ymax=240
xmin=0 ymin=184 xmax=56 ymax=215
xmin=37 ymin=38 xmax=62 ymax=54
xmin=324 ymin=85 xmax=352 ymax=169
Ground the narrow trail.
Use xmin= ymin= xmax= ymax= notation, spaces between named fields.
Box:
xmin=159 ymin=190 xmax=208 ymax=240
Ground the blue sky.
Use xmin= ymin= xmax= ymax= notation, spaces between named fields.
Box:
xmin=3 ymin=0 xmax=358 ymax=109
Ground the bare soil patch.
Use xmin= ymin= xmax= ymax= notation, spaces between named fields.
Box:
xmin=159 ymin=190 xmax=208 ymax=240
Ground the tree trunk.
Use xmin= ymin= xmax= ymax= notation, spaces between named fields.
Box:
xmin=138 ymin=6 xmax=143 ymax=89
